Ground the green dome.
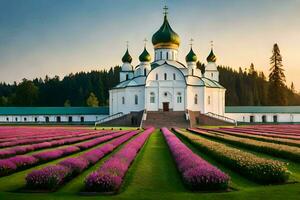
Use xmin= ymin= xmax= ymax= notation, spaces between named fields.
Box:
xmin=206 ymin=49 xmax=217 ymax=62
xmin=139 ymin=47 xmax=151 ymax=62
xmin=122 ymin=49 xmax=132 ymax=63
xmin=185 ymin=48 xmax=197 ymax=62
xmin=152 ymin=16 xmax=180 ymax=49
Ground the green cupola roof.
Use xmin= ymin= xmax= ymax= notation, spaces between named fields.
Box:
xmin=122 ymin=49 xmax=132 ymax=63
xmin=185 ymin=48 xmax=197 ymax=62
xmin=139 ymin=47 xmax=151 ymax=62
xmin=152 ymin=15 xmax=180 ymax=49
xmin=206 ymin=49 xmax=217 ymax=62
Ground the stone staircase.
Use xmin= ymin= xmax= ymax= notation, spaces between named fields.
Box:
xmin=188 ymin=110 xmax=235 ymax=127
xmin=100 ymin=111 xmax=143 ymax=127
xmin=142 ymin=111 xmax=189 ymax=128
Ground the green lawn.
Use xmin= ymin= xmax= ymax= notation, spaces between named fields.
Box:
xmin=0 ymin=129 xmax=299 ymax=200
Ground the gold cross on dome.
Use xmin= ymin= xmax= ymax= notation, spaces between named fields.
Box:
xmin=163 ymin=5 xmax=168 ymax=16
xmin=189 ymin=38 xmax=194 ymax=48
xmin=210 ymin=40 xmax=214 ymax=49
xmin=143 ymin=38 xmax=148 ymax=47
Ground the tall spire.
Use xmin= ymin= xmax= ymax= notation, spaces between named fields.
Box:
xmin=163 ymin=5 xmax=168 ymax=18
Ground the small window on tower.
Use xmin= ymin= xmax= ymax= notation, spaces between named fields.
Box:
xmin=194 ymin=94 xmax=198 ymax=104
xmin=177 ymin=92 xmax=182 ymax=103
xmin=173 ymin=73 xmax=176 ymax=80
xmin=135 ymin=95 xmax=138 ymax=105
xmin=156 ymin=73 xmax=158 ymax=80
xmin=126 ymin=74 xmax=129 ymax=80
xmin=160 ymin=51 xmax=162 ymax=60
xmin=122 ymin=97 xmax=125 ymax=104
xmin=208 ymin=96 xmax=211 ymax=105
xmin=211 ymin=73 xmax=213 ymax=78
xmin=144 ymin=68 xmax=147 ymax=76
xmin=150 ymin=92 xmax=155 ymax=103
xmin=164 ymin=73 xmax=167 ymax=80
xmin=166 ymin=52 xmax=169 ymax=60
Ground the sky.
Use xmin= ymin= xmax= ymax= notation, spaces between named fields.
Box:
xmin=0 ymin=0 xmax=299 ymax=90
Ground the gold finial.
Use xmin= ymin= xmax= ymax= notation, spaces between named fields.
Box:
xmin=143 ymin=38 xmax=148 ymax=48
xmin=189 ymin=38 xmax=194 ymax=48
xmin=163 ymin=5 xmax=168 ymax=16
xmin=126 ymin=41 xmax=129 ymax=49
xmin=210 ymin=40 xmax=214 ymax=49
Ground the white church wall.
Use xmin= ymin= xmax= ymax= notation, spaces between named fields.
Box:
xmin=154 ymin=48 xmax=178 ymax=61
xmin=186 ymin=86 xmax=204 ymax=112
xmin=204 ymin=88 xmax=225 ymax=116
xmin=109 ymin=86 xmax=145 ymax=115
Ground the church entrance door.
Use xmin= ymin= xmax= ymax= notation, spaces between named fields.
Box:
xmin=163 ymin=102 xmax=169 ymax=112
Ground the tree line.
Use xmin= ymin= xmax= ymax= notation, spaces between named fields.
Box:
xmin=0 ymin=43 xmax=299 ymax=107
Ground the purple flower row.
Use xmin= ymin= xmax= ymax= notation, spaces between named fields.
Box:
xmin=84 ymin=127 xmax=154 ymax=193
xmin=161 ymin=127 xmax=229 ymax=191
xmin=0 ymin=130 xmax=116 ymax=159
xmin=25 ymin=130 xmax=140 ymax=190
xmin=0 ymin=128 xmax=92 ymax=147
xmin=0 ymin=131 xmax=128 ymax=176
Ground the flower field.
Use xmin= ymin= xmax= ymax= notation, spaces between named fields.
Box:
xmin=0 ymin=125 xmax=299 ymax=200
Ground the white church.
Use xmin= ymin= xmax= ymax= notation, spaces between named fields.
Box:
xmin=109 ymin=10 xmax=225 ymax=118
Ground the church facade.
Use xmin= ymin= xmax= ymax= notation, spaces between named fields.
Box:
xmin=109 ymin=12 xmax=225 ymax=117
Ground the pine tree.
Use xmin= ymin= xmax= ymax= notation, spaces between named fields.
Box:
xmin=268 ymin=43 xmax=287 ymax=105
xmin=291 ymin=82 xmax=295 ymax=93
xmin=86 ymin=92 xmax=99 ymax=107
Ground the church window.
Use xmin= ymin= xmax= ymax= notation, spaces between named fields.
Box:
xmin=160 ymin=51 xmax=162 ymax=60
xmin=208 ymin=96 xmax=211 ymax=105
xmin=177 ymin=92 xmax=182 ymax=103
xmin=211 ymin=73 xmax=214 ymax=78
xmin=68 ymin=116 xmax=73 ymax=123
xmin=194 ymin=94 xmax=198 ymax=104
xmin=273 ymin=115 xmax=278 ymax=123
xmin=164 ymin=92 xmax=168 ymax=97
xmin=135 ymin=95 xmax=138 ymax=105
xmin=122 ymin=97 xmax=125 ymax=104
xmin=172 ymin=51 xmax=174 ymax=60
xmin=156 ymin=73 xmax=158 ymax=80
xmin=144 ymin=68 xmax=147 ymax=76
xmin=15 ymin=117 xmax=18 ymax=122
xmin=164 ymin=73 xmax=167 ymax=80
xmin=150 ymin=92 xmax=155 ymax=103
xmin=262 ymin=115 xmax=267 ymax=123
xmin=24 ymin=117 xmax=27 ymax=122
xmin=166 ymin=52 xmax=169 ymax=60
xmin=81 ymin=116 xmax=84 ymax=123
xmin=6 ymin=117 xmax=9 ymax=122
xmin=173 ymin=73 xmax=176 ymax=80
xmin=126 ymin=74 xmax=129 ymax=80
xmin=35 ymin=117 xmax=38 ymax=122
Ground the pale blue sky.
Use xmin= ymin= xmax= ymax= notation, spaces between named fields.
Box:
xmin=0 ymin=0 xmax=299 ymax=89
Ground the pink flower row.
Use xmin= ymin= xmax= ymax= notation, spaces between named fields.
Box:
xmin=25 ymin=130 xmax=140 ymax=190
xmin=0 ymin=130 xmax=128 ymax=176
xmin=0 ymin=130 xmax=116 ymax=159
xmin=84 ymin=127 xmax=154 ymax=192
xmin=161 ymin=127 xmax=229 ymax=191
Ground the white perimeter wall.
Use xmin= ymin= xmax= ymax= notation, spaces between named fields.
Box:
xmin=225 ymin=113 xmax=300 ymax=123
xmin=0 ymin=115 xmax=108 ymax=123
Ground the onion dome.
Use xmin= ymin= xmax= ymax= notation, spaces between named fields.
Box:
xmin=152 ymin=15 xmax=180 ymax=49
xmin=139 ymin=47 xmax=151 ymax=62
xmin=185 ymin=48 xmax=197 ymax=62
xmin=122 ymin=49 xmax=132 ymax=63
xmin=206 ymin=49 xmax=217 ymax=62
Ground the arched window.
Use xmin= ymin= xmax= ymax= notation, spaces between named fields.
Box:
xmin=45 ymin=116 xmax=49 ymax=123
xmin=68 ymin=116 xmax=73 ymax=123
xmin=150 ymin=92 xmax=155 ymax=103
xmin=164 ymin=73 xmax=167 ymax=80
xmin=194 ymin=94 xmax=198 ymax=104
xmin=208 ymin=96 xmax=211 ymax=105
xmin=24 ymin=117 xmax=27 ymax=122
xmin=250 ymin=115 xmax=255 ymax=123
xmin=262 ymin=115 xmax=267 ymax=123
xmin=160 ymin=51 xmax=162 ymax=60
xmin=273 ymin=115 xmax=278 ymax=123
xmin=173 ymin=73 xmax=176 ymax=80
xmin=134 ymin=95 xmax=138 ymax=105
xmin=122 ymin=97 xmax=125 ymax=104
xmin=166 ymin=52 xmax=169 ymax=60
xmin=156 ymin=73 xmax=158 ymax=80
xmin=211 ymin=73 xmax=214 ymax=78
xmin=144 ymin=68 xmax=147 ymax=76
xmin=177 ymin=92 xmax=182 ymax=103
xmin=80 ymin=116 xmax=84 ymax=123
xmin=126 ymin=74 xmax=129 ymax=80
xmin=56 ymin=116 xmax=61 ymax=123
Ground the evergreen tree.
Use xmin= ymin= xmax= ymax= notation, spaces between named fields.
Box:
xmin=268 ymin=43 xmax=287 ymax=105
xmin=86 ymin=92 xmax=99 ymax=107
